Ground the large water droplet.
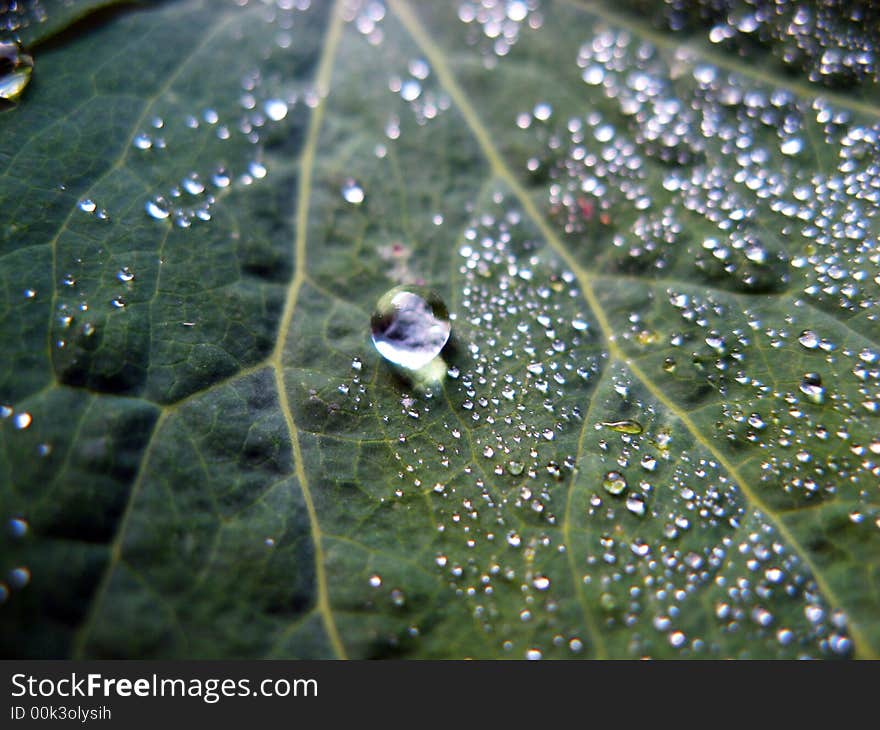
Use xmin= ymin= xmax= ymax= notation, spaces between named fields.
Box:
xmin=0 ymin=42 xmax=33 ymax=103
xmin=371 ymin=286 xmax=451 ymax=370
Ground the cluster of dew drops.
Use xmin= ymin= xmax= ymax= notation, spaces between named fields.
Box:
xmin=330 ymin=0 xmax=877 ymax=657
xmin=16 ymin=0 xmax=316 ymax=371
xmin=0 ymin=0 xmax=319 ymax=610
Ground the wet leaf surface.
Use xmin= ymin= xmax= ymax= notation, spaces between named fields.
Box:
xmin=1 ymin=0 xmax=879 ymax=659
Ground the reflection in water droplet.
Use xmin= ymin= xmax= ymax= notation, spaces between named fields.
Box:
xmin=371 ymin=286 xmax=451 ymax=371
xmin=0 ymin=42 xmax=34 ymax=103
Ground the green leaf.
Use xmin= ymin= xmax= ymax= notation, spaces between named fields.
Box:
xmin=1 ymin=1 xmax=139 ymax=47
xmin=1 ymin=0 xmax=879 ymax=659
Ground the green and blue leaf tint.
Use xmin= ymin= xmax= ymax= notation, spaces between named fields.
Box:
xmin=1 ymin=0 xmax=879 ymax=659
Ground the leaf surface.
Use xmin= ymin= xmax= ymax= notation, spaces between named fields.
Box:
xmin=1 ymin=0 xmax=879 ymax=659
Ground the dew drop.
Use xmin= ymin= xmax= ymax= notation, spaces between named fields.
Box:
xmin=532 ymin=575 xmax=551 ymax=591
xmin=145 ymin=198 xmax=170 ymax=220
xmin=133 ymin=133 xmax=152 ymax=150
xmin=625 ymin=493 xmax=646 ymax=517
xmin=799 ymin=373 xmax=825 ymax=404
xmin=798 ymin=330 xmax=819 ymax=350
xmin=264 ymin=98 xmax=288 ymax=121
xmin=400 ymin=79 xmax=421 ymax=101
xmin=341 ymin=179 xmax=365 ymax=205
xmin=370 ymin=286 xmax=451 ymax=371
xmin=0 ymin=42 xmax=34 ymax=103
xmin=780 ymin=138 xmax=803 ymax=156
xmin=602 ymin=470 xmax=627 ymax=496
xmin=600 ymin=419 xmax=643 ymax=435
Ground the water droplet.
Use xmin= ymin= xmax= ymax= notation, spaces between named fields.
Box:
xmin=371 ymin=286 xmax=451 ymax=371
xmin=799 ymin=373 xmax=825 ymax=404
xmin=532 ymin=575 xmax=551 ymax=591
xmin=600 ymin=419 xmax=643 ymax=435
xmin=212 ymin=168 xmax=231 ymax=188
xmin=116 ymin=267 xmax=135 ymax=283
xmin=12 ymin=412 xmax=31 ymax=429
xmin=8 ymin=518 xmax=28 ymax=538
xmin=264 ymin=98 xmax=288 ymax=121
xmin=341 ymin=179 xmax=364 ymax=204
xmin=602 ymin=470 xmax=627 ymax=496
xmin=798 ymin=330 xmax=819 ymax=350
xmin=625 ymin=493 xmax=646 ymax=517
xmin=368 ymin=574 xmax=382 ymax=588
xmin=0 ymin=42 xmax=34 ymax=103
xmin=400 ymin=79 xmax=421 ymax=101
xmin=145 ymin=198 xmax=170 ymax=220
xmin=533 ymin=102 xmax=552 ymax=121
xmin=780 ymin=138 xmax=803 ymax=156
xmin=182 ymin=175 xmax=205 ymax=196
xmin=133 ymin=133 xmax=152 ymax=150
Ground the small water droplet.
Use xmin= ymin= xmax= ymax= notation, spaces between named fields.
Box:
xmin=182 ymin=175 xmax=205 ymax=195
xmin=341 ymin=179 xmax=364 ymax=204
xmin=400 ymin=79 xmax=421 ymax=101
xmin=625 ymin=493 xmax=646 ymax=517
xmin=264 ymin=98 xmax=288 ymax=121
xmin=799 ymin=373 xmax=825 ymax=404
xmin=780 ymin=138 xmax=803 ymax=156
xmin=602 ymin=470 xmax=627 ymax=496
xmin=532 ymin=575 xmax=550 ymax=591
xmin=145 ymin=198 xmax=170 ymax=220
xmin=798 ymin=330 xmax=819 ymax=349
